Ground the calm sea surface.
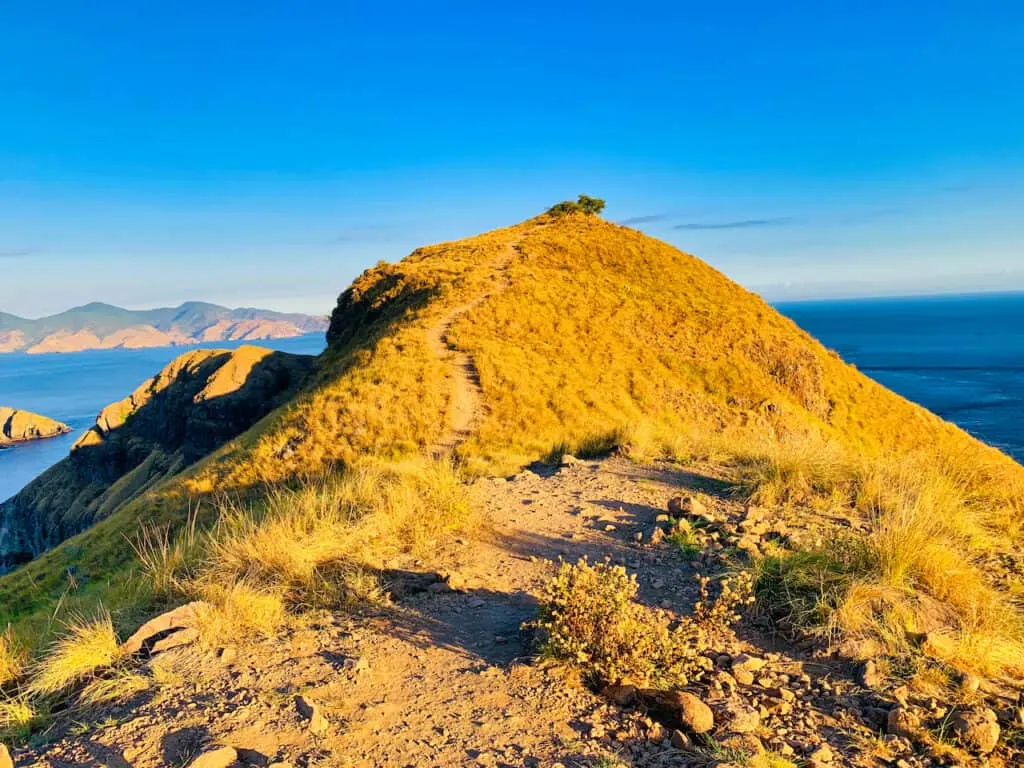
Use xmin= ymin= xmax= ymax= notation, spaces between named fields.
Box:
xmin=0 ymin=335 xmax=326 ymax=501
xmin=777 ymin=292 xmax=1024 ymax=464
xmin=2 ymin=294 xmax=1023 ymax=501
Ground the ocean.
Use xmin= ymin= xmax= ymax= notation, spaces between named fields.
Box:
xmin=0 ymin=334 xmax=327 ymax=502
xmin=777 ymin=292 xmax=1024 ymax=464
xmin=2 ymin=293 xmax=1023 ymax=502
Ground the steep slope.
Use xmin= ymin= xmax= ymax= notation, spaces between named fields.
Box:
xmin=0 ymin=407 xmax=70 ymax=445
xmin=0 ymin=211 xmax=1021 ymax=670
xmin=0 ymin=347 xmax=314 ymax=568
xmin=0 ymin=301 xmax=327 ymax=354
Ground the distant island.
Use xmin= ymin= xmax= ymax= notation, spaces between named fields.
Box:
xmin=0 ymin=301 xmax=328 ymax=354
xmin=0 ymin=406 xmax=71 ymax=446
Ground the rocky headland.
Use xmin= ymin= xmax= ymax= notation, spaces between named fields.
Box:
xmin=0 ymin=407 xmax=71 ymax=446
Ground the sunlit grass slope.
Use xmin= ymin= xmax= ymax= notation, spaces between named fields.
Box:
xmin=1 ymin=211 xmax=1021 ymax=684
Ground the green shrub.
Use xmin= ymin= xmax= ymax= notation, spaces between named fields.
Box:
xmin=547 ymin=194 xmax=606 ymax=217
xmin=531 ymin=558 xmax=752 ymax=687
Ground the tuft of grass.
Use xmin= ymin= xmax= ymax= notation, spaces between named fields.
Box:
xmin=0 ymin=695 xmax=38 ymax=739
xmin=28 ymin=608 xmax=121 ymax=698
xmin=667 ymin=520 xmax=702 ymax=559
xmin=732 ymin=435 xmax=852 ymax=508
xmin=79 ymin=667 xmax=151 ymax=706
xmin=129 ymin=508 xmax=201 ymax=603
xmin=754 ymin=453 xmax=1024 ymax=682
xmin=0 ymin=628 xmax=27 ymax=687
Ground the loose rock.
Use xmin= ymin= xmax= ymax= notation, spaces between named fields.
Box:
xmin=676 ymin=692 xmax=714 ymax=734
xmin=295 ymin=695 xmax=330 ymax=735
xmin=950 ymin=707 xmax=1000 ymax=754
xmin=886 ymin=707 xmax=920 ymax=738
xmin=189 ymin=746 xmax=237 ymax=768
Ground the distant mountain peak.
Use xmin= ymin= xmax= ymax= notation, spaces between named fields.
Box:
xmin=0 ymin=301 xmax=327 ymax=354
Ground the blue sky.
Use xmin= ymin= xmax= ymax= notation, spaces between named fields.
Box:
xmin=2 ymin=1 xmax=1023 ymax=317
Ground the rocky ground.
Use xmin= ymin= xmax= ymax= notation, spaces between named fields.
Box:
xmin=13 ymin=457 xmax=1023 ymax=767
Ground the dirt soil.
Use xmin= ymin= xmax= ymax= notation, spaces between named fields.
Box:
xmin=18 ymin=456 xmax=949 ymax=768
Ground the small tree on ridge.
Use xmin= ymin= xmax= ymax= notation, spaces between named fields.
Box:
xmin=547 ymin=194 xmax=606 ymax=218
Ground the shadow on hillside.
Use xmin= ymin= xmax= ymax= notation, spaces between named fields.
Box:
xmin=602 ymin=460 xmax=736 ymax=499
xmin=4 ymin=349 xmax=315 ymax=567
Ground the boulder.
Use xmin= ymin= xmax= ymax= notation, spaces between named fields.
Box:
xmin=637 ymin=689 xmax=714 ymax=734
xmin=122 ymin=602 xmax=208 ymax=655
xmin=720 ymin=701 xmax=760 ymax=733
xmin=667 ymin=496 xmax=707 ymax=519
xmin=151 ymin=627 xmax=200 ymax=654
xmin=950 ymin=707 xmax=1000 ymax=754
xmin=858 ymin=659 xmax=881 ymax=689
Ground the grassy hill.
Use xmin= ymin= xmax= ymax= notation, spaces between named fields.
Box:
xmin=1 ymin=209 xmax=1021 ymax=748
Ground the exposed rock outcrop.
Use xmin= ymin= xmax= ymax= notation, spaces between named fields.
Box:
xmin=0 ymin=346 xmax=314 ymax=567
xmin=0 ymin=407 xmax=70 ymax=445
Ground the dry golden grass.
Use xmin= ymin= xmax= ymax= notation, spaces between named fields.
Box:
xmin=1 ymin=210 xmax=1022 ymax=689
xmin=0 ymin=695 xmax=36 ymax=738
xmin=28 ymin=608 xmax=121 ymax=697
xmin=752 ymin=441 xmax=1024 ymax=682
xmin=164 ymin=458 xmax=472 ymax=646
xmin=0 ymin=629 xmax=26 ymax=688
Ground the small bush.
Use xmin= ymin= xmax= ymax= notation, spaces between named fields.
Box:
xmin=531 ymin=558 xmax=751 ymax=687
xmin=532 ymin=558 xmax=690 ymax=686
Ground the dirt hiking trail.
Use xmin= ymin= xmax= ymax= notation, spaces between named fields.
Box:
xmin=20 ymin=456 xmax=917 ymax=768
xmin=427 ymin=241 xmax=519 ymax=460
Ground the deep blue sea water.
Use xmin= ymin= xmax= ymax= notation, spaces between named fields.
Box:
xmin=2 ymin=294 xmax=1023 ymax=501
xmin=777 ymin=292 xmax=1024 ymax=464
xmin=0 ymin=334 xmax=326 ymax=502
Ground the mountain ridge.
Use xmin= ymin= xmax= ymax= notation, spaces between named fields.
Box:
xmin=0 ymin=300 xmax=327 ymax=354
xmin=0 ymin=210 xmax=1022 ymax=765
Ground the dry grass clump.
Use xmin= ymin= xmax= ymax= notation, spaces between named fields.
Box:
xmin=28 ymin=608 xmax=122 ymax=698
xmin=140 ymin=459 xmax=472 ymax=646
xmin=129 ymin=508 xmax=201 ymax=603
xmin=0 ymin=695 xmax=36 ymax=738
xmin=754 ymin=443 xmax=1024 ymax=682
xmin=731 ymin=434 xmax=853 ymax=509
xmin=0 ymin=629 xmax=26 ymax=688
xmin=532 ymin=558 xmax=751 ymax=688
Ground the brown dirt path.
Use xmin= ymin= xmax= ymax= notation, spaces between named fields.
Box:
xmin=426 ymin=241 xmax=519 ymax=460
xmin=20 ymin=458 xmax=899 ymax=768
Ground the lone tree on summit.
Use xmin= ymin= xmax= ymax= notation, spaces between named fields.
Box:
xmin=547 ymin=194 xmax=606 ymax=217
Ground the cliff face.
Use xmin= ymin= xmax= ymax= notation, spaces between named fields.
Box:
xmin=0 ymin=407 xmax=70 ymax=445
xmin=0 ymin=301 xmax=328 ymax=354
xmin=0 ymin=346 xmax=314 ymax=567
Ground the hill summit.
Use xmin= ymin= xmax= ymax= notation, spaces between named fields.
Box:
xmin=1 ymin=209 xmax=1022 ymax=765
